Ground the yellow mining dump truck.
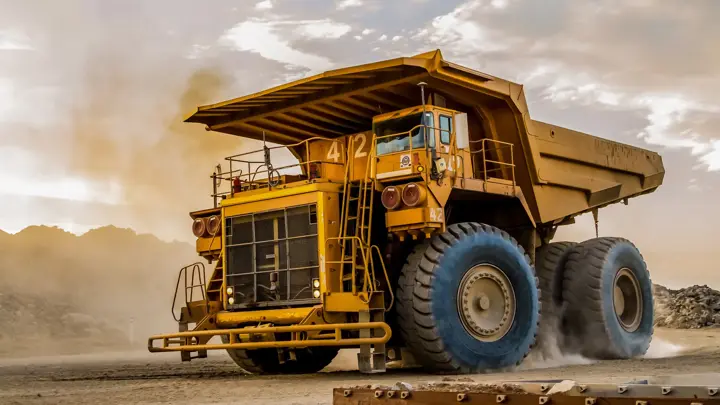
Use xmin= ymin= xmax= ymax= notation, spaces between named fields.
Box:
xmin=148 ymin=50 xmax=664 ymax=374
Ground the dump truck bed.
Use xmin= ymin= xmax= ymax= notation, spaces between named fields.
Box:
xmin=185 ymin=50 xmax=663 ymax=226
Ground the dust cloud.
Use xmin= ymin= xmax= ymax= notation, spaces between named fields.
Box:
xmin=0 ymin=225 xmax=197 ymax=359
xmin=65 ymin=60 xmax=244 ymax=238
xmin=644 ymin=339 xmax=685 ymax=359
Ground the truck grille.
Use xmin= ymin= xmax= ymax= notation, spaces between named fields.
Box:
xmin=225 ymin=204 xmax=320 ymax=308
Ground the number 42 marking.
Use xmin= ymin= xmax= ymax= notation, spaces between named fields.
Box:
xmin=326 ymin=134 xmax=367 ymax=162
xmin=429 ymin=208 xmax=444 ymax=222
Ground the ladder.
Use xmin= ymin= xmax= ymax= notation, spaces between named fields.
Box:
xmin=335 ymin=138 xmax=390 ymax=373
xmin=338 ymin=139 xmax=376 ymax=294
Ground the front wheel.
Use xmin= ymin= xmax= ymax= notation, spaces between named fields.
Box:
xmin=396 ymin=222 xmax=539 ymax=373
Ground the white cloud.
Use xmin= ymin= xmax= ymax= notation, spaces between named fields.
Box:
xmin=688 ymin=178 xmax=702 ymax=192
xmin=185 ymin=44 xmax=210 ymax=60
xmin=378 ymin=34 xmax=388 ymax=41
xmin=0 ymin=30 xmax=33 ymax=50
xmin=490 ymin=0 xmax=509 ymax=9
xmin=633 ymin=94 xmax=720 ymax=171
xmin=635 ymin=96 xmax=709 ymax=152
xmin=699 ymin=141 xmax=720 ymax=172
xmin=294 ymin=20 xmax=351 ymax=39
xmin=220 ymin=19 xmax=338 ymax=72
xmin=255 ymin=0 xmax=273 ymax=10
xmin=392 ymin=35 xmax=402 ymax=42
xmin=0 ymin=78 xmax=13 ymax=122
xmin=337 ymin=0 xmax=363 ymax=10
xmin=421 ymin=0 xmax=510 ymax=55
xmin=0 ymin=147 xmax=124 ymax=205
xmin=362 ymin=28 xmax=374 ymax=36
xmin=354 ymin=35 xmax=362 ymax=41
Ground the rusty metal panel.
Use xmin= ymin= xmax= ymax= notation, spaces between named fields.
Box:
xmin=333 ymin=382 xmax=720 ymax=405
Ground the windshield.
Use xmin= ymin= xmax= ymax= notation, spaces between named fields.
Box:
xmin=374 ymin=112 xmax=435 ymax=156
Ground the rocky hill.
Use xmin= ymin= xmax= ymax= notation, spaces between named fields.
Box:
xmin=653 ymin=284 xmax=720 ymax=329
xmin=1 ymin=225 xmax=718 ymax=358
xmin=0 ymin=225 xmax=197 ymax=358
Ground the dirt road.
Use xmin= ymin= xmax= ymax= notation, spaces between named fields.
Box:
xmin=1 ymin=328 xmax=719 ymax=405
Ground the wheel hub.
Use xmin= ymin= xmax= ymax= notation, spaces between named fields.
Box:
xmin=613 ymin=268 xmax=643 ymax=332
xmin=457 ymin=264 xmax=516 ymax=342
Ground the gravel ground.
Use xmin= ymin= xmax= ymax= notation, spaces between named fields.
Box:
xmin=1 ymin=328 xmax=719 ymax=405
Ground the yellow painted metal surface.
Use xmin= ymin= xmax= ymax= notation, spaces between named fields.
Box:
xmin=215 ymin=307 xmax=314 ymax=327
xmin=323 ymin=292 xmax=385 ymax=313
xmin=148 ymin=322 xmax=392 ymax=352
xmin=195 ymin=236 xmax=221 ymax=254
xmin=221 ymin=182 xmax=342 ymax=209
xmin=318 ymin=188 xmax=341 ymax=295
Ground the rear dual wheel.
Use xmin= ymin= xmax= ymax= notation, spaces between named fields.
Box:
xmin=561 ymin=237 xmax=653 ymax=359
xmin=534 ymin=241 xmax=576 ymax=354
xmin=396 ymin=222 xmax=539 ymax=373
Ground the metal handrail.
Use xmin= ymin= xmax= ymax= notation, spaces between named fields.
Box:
xmin=148 ymin=321 xmax=392 ymax=352
xmin=210 ymin=137 xmax=347 ymax=206
xmin=469 ymin=138 xmax=516 ymax=187
xmin=171 ymin=262 xmax=207 ymax=322
xmin=370 ymin=244 xmax=394 ymax=312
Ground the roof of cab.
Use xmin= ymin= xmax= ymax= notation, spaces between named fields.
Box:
xmin=184 ymin=49 xmax=519 ymax=145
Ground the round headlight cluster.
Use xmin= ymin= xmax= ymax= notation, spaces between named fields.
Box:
xmin=381 ymin=183 xmax=427 ymax=210
xmin=192 ymin=215 xmax=221 ymax=238
xmin=401 ymin=183 xmax=426 ymax=207
xmin=381 ymin=186 xmax=402 ymax=210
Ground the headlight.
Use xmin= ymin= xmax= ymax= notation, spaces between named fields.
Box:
xmin=313 ymin=289 xmax=321 ymax=298
xmin=381 ymin=186 xmax=402 ymax=210
xmin=312 ymin=279 xmax=320 ymax=288
xmin=226 ymin=286 xmax=234 ymax=295
xmin=192 ymin=218 xmax=207 ymax=238
xmin=228 ymin=297 xmax=235 ymax=305
xmin=207 ymin=215 xmax=221 ymax=236
xmin=402 ymin=183 xmax=426 ymax=207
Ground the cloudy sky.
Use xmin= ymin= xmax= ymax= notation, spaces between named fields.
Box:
xmin=0 ymin=0 xmax=718 ymax=287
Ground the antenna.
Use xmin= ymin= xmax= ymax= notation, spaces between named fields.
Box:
xmin=418 ymin=82 xmax=427 ymax=111
xmin=417 ymin=81 xmax=439 ymax=180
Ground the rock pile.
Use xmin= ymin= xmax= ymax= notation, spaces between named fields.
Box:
xmin=654 ymin=284 xmax=720 ymax=329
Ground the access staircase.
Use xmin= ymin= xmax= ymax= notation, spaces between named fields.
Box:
xmin=331 ymin=137 xmax=389 ymax=373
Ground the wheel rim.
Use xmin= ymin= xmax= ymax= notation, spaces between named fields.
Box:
xmin=613 ymin=268 xmax=643 ymax=332
xmin=457 ymin=264 xmax=516 ymax=342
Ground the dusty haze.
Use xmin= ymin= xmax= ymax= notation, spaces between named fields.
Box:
xmin=0 ymin=0 xmax=719 ymax=363
xmin=1 ymin=1 xmax=718 ymax=290
xmin=0 ymin=225 xmax=195 ymax=357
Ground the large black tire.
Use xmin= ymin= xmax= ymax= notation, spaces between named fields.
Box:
xmin=396 ymin=222 xmax=539 ymax=373
xmin=395 ymin=240 xmax=432 ymax=369
xmin=221 ymin=336 xmax=338 ymax=374
xmin=562 ymin=237 xmax=653 ymax=359
xmin=534 ymin=241 xmax=576 ymax=354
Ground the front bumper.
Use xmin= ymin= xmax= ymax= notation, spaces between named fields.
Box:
xmin=147 ymin=322 xmax=391 ymax=353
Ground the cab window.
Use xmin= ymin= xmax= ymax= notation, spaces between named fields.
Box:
xmin=440 ymin=114 xmax=452 ymax=145
xmin=375 ymin=112 xmax=435 ymax=155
